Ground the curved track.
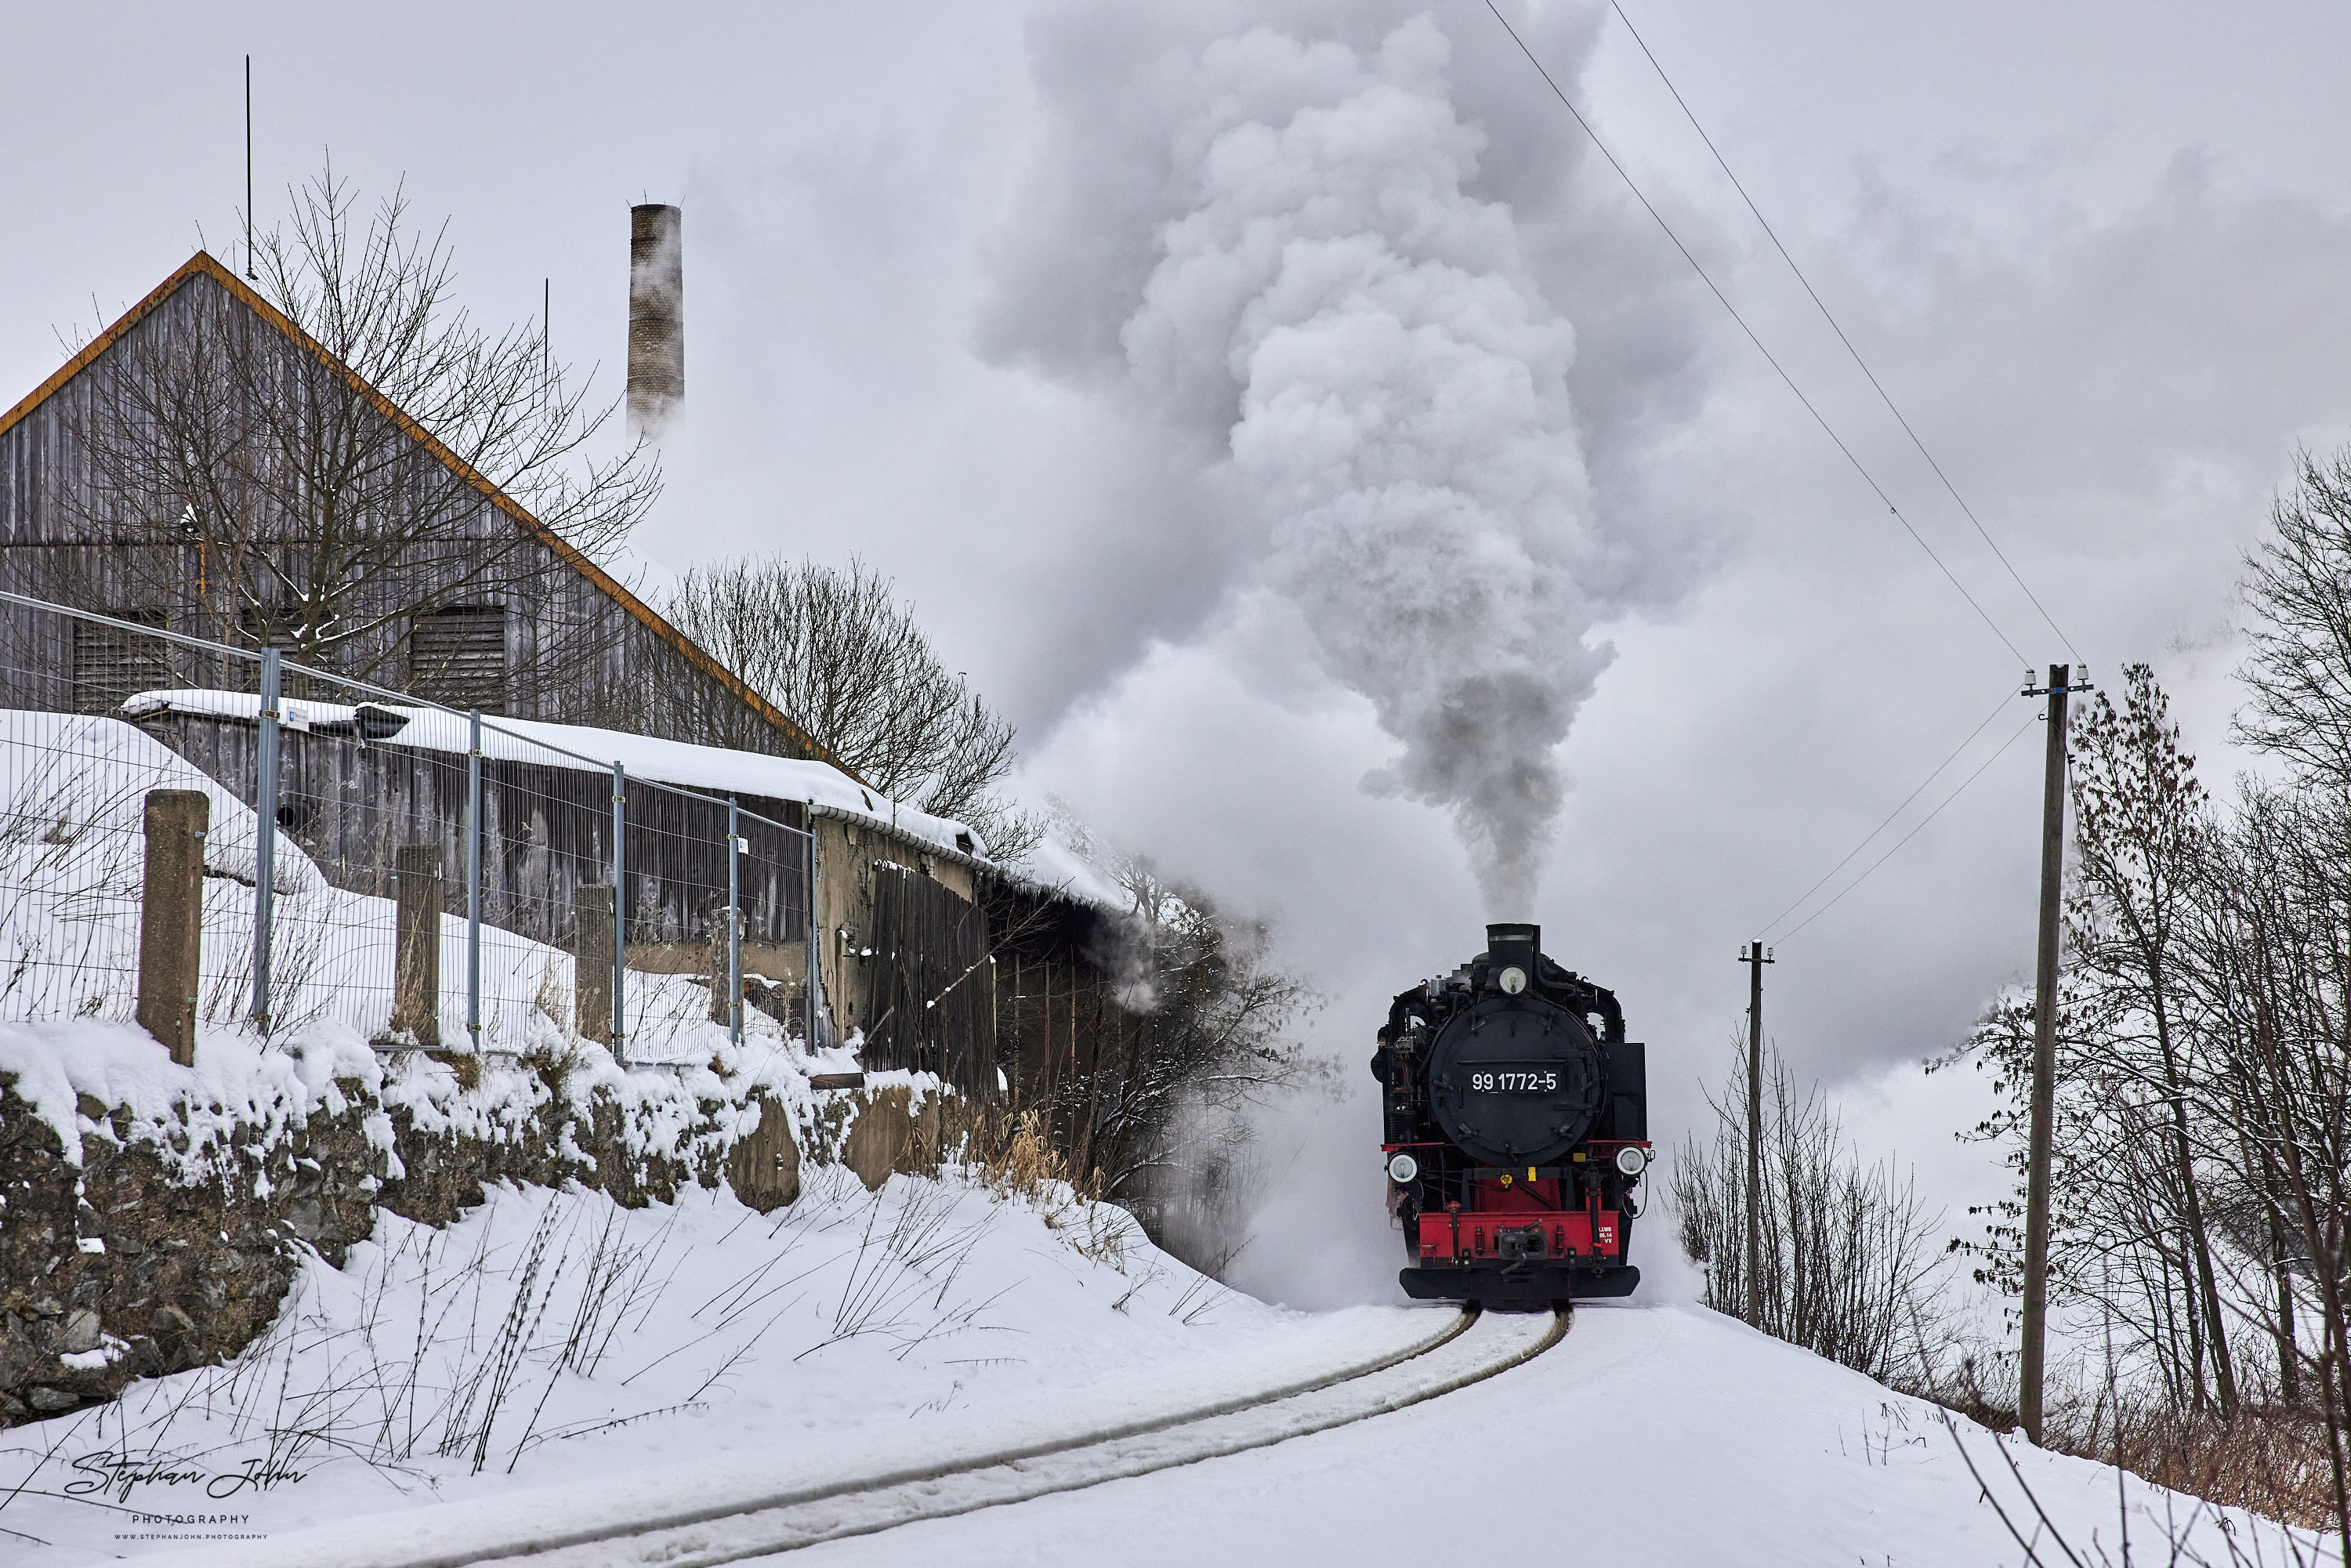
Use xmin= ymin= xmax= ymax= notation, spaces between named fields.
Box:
xmin=450 ymin=1309 xmax=1566 ymax=1568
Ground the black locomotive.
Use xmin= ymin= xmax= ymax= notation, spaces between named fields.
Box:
xmin=1373 ymin=923 xmax=1649 ymax=1308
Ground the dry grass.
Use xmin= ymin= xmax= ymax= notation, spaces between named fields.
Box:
xmin=1916 ymin=1363 xmax=2345 ymax=1537
xmin=971 ymin=1110 xmax=1073 ymax=1201
xmin=425 ymin=1049 xmax=484 ymax=1092
xmin=2085 ymin=1401 xmax=2343 ymax=1534
xmin=958 ymin=1108 xmax=1136 ymax=1269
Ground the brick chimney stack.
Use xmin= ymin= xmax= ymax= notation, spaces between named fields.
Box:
xmin=628 ymin=204 xmax=683 ymax=436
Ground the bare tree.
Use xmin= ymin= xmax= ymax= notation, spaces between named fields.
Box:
xmin=2188 ymin=784 xmax=2351 ymax=1544
xmin=1070 ymin=860 xmax=1324 ymax=1265
xmin=2067 ymin=665 xmax=2240 ymax=1415
xmin=1933 ymin=446 xmax=2351 ymax=1541
xmin=1675 ymin=1035 xmax=1952 ymax=1391
xmin=2237 ymin=446 xmax=2351 ymax=791
xmin=663 ymin=556 xmax=1035 ymax=856
xmin=980 ymin=811 xmax=1322 ymax=1273
xmin=52 ymin=161 xmax=658 ymax=704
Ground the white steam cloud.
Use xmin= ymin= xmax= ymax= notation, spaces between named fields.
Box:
xmin=984 ymin=2 xmax=1669 ymax=914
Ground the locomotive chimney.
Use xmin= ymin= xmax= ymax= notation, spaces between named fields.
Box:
xmin=1486 ymin=922 xmax=1540 ymax=977
xmin=627 ymin=203 xmax=683 ymax=437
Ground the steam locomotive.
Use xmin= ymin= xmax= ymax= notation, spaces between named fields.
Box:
xmin=1374 ymin=923 xmax=1649 ymax=1307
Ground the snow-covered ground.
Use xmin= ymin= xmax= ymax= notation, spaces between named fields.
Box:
xmin=0 ymin=1169 xmax=1402 ymax=1564
xmin=770 ymin=1300 xmax=2324 ymax=1568
xmin=1 ymin=1161 xmax=2324 ymax=1568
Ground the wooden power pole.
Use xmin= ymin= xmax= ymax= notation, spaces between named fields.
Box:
xmin=2020 ymin=664 xmax=2078 ymax=1444
xmin=1741 ymin=940 xmax=1773 ymax=1327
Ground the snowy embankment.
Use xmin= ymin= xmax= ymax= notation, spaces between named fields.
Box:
xmin=5 ymin=1172 xmax=2324 ymax=1568
xmin=0 ymin=719 xmax=2325 ymax=1565
xmin=0 ymin=1168 xmax=1421 ymax=1566
xmin=766 ymin=1301 xmax=2329 ymax=1568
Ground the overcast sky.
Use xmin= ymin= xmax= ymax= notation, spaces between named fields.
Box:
xmin=9 ymin=2 xmax=2351 ymax=1304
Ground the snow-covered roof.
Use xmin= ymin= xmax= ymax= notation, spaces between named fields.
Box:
xmin=124 ymin=689 xmax=1131 ymax=913
xmin=123 ymin=689 xmax=990 ymax=866
xmin=1020 ymin=831 xmax=1131 ymax=913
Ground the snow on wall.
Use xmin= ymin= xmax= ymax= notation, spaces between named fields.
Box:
xmin=0 ymin=1004 xmax=849 ymax=1188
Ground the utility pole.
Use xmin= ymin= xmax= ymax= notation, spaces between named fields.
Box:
xmin=2020 ymin=663 xmax=2080 ymax=1445
xmin=1741 ymin=940 xmax=1773 ymax=1327
xmin=244 ymin=56 xmax=255 ymax=279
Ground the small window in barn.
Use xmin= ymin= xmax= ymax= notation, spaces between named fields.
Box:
xmin=71 ymin=612 xmax=169 ymax=715
xmin=409 ymin=605 xmax=507 ymax=713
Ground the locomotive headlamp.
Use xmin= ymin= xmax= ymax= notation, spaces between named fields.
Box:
xmin=1614 ymin=1146 xmax=1648 ymax=1178
xmin=1497 ymin=966 xmax=1527 ymax=994
xmin=1386 ymin=1153 xmax=1420 ymax=1184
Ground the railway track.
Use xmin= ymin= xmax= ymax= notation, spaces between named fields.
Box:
xmin=480 ymin=1307 xmax=1563 ymax=1568
xmin=468 ymin=1306 xmax=1564 ymax=1568
xmin=264 ymin=1307 xmax=1565 ymax=1568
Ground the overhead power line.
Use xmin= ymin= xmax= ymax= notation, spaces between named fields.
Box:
xmin=1755 ymin=684 xmax=2018 ymax=943
xmin=1606 ymin=1 xmax=2083 ymax=668
xmin=1777 ymin=705 xmax=2042 ymax=943
xmin=1480 ymin=0 xmax=2029 ymax=668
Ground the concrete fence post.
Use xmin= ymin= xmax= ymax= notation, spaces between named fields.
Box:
xmin=137 ymin=789 xmax=209 ymax=1066
xmin=576 ymin=884 xmax=615 ymax=1045
xmin=706 ymin=898 xmax=732 ymax=1027
xmin=392 ymin=845 xmax=442 ymax=1048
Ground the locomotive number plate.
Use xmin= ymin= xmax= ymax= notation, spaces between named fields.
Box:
xmin=1469 ymin=1069 xmax=1560 ymax=1095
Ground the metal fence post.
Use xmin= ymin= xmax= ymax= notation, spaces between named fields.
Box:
xmin=611 ymin=761 xmax=627 ymax=1064
xmin=805 ymin=802 xmax=821 ymax=1048
xmin=728 ymin=796 xmax=743 ymax=1046
xmin=468 ymin=708 xmax=483 ymax=1051
xmin=251 ymin=646 xmax=279 ymax=1031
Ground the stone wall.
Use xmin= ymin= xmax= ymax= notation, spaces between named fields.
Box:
xmin=0 ymin=1048 xmax=955 ymax=1429
xmin=0 ymin=1077 xmax=378 ymax=1423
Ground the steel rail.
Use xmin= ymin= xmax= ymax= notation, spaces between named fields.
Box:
xmin=465 ymin=1308 xmax=1567 ymax=1568
xmin=226 ymin=1306 xmax=1556 ymax=1568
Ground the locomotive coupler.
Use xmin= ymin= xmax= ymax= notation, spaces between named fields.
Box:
xmin=1495 ymin=1223 xmax=1548 ymax=1262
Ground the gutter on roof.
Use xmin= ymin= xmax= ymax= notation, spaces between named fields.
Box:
xmin=0 ymin=251 xmax=864 ymax=789
xmin=803 ymin=801 xmax=997 ymax=880
xmin=801 ymin=803 xmax=1123 ymax=914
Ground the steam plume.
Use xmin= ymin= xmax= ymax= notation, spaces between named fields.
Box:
xmin=984 ymin=3 xmax=1639 ymax=914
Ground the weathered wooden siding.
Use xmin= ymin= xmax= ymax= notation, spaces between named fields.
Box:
xmin=146 ymin=712 xmax=811 ymax=954
xmin=0 ymin=266 xmax=794 ymax=755
xmin=857 ymin=860 xmax=996 ymax=1098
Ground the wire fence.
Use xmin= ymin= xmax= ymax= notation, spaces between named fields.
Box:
xmin=0 ymin=591 xmax=820 ymax=1064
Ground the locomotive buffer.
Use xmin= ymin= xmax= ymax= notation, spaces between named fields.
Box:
xmin=1375 ymin=924 xmax=1650 ymax=1308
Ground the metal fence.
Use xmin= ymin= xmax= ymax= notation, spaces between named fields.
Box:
xmin=0 ymin=590 xmax=821 ymax=1064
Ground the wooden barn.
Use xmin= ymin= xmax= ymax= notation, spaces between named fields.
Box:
xmin=0 ymin=251 xmax=817 ymax=759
